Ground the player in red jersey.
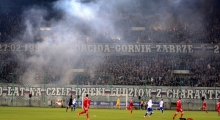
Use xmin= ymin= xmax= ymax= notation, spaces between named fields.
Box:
xmin=78 ymin=94 xmax=91 ymax=120
xmin=88 ymin=97 xmax=91 ymax=108
xmin=126 ymin=98 xmax=133 ymax=114
xmin=216 ymin=99 xmax=220 ymax=116
xmin=200 ymin=99 xmax=208 ymax=113
xmin=173 ymin=97 xmax=184 ymax=120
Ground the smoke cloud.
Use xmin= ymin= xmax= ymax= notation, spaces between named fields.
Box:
xmin=9 ymin=0 xmax=208 ymax=84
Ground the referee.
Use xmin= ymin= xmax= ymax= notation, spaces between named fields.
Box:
xmin=66 ymin=95 xmax=73 ymax=112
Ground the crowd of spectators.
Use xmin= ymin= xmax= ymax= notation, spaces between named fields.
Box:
xmin=0 ymin=10 xmax=23 ymax=42
xmin=70 ymin=55 xmax=220 ymax=87
xmin=0 ymin=53 xmax=220 ymax=87
xmin=0 ymin=2 xmax=220 ymax=44
xmin=0 ymin=1 xmax=220 ymax=87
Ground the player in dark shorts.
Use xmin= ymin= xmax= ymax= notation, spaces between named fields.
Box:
xmin=66 ymin=95 xmax=73 ymax=112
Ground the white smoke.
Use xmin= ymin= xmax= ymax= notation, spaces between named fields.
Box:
xmin=10 ymin=0 xmax=207 ymax=84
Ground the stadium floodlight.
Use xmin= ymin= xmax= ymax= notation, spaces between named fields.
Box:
xmin=40 ymin=27 xmax=51 ymax=31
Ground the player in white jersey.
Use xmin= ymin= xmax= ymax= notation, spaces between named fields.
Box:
xmin=158 ymin=99 xmax=164 ymax=114
xmin=143 ymin=97 xmax=153 ymax=118
xmin=72 ymin=97 xmax=76 ymax=111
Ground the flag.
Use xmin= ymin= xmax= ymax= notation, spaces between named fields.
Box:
xmin=71 ymin=90 xmax=76 ymax=95
xmin=24 ymin=90 xmax=30 ymax=94
xmin=151 ymin=91 xmax=157 ymax=96
xmin=160 ymin=92 xmax=167 ymax=97
xmin=41 ymin=90 xmax=46 ymax=94
xmin=3 ymin=89 xmax=7 ymax=94
xmin=105 ymin=89 xmax=111 ymax=94
xmin=201 ymin=44 xmax=207 ymax=51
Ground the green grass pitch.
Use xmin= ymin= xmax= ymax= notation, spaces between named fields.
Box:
xmin=0 ymin=107 xmax=219 ymax=120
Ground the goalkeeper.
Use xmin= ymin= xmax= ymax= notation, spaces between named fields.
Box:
xmin=113 ymin=97 xmax=121 ymax=109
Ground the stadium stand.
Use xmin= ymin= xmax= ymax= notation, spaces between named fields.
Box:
xmin=0 ymin=0 xmax=220 ymax=87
